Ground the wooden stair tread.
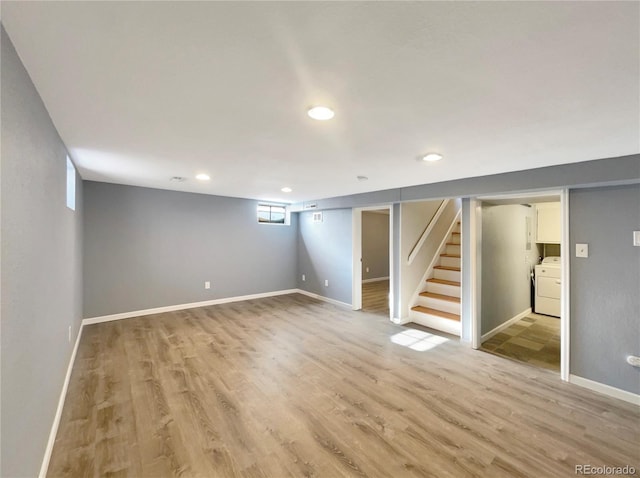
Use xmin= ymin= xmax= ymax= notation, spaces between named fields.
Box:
xmin=411 ymin=306 xmax=460 ymax=321
xmin=451 ymin=232 xmax=461 ymax=235
xmin=419 ymin=292 xmax=461 ymax=303
xmin=446 ymin=242 xmax=460 ymax=246
xmin=434 ymin=266 xmax=461 ymax=272
xmin=440 ymin=254 xmax=461 ymax=258
xmin=427 ymin=278 xmax=460 ymax=286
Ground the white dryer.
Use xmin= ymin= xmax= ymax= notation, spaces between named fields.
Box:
xmin=535 ymin=257 xmax=561 ymax=317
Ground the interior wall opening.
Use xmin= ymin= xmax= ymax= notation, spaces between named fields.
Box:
xmin=477 ymin=194 xmax=562 ymax=373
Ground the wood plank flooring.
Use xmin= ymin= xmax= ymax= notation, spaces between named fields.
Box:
xmin=361 ymin=279 xmax=389 ymax=316
xmin=48 ymin=294 xmax=639 ymax=477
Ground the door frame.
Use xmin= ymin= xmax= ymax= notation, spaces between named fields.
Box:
xmin=470 ymin=189 xmax=569 ymax=381
xmin=352 ymin=205 xmax=394 ymax=320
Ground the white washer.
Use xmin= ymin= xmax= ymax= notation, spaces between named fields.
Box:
xmin=535 ymin=257 xmax=561 ymax=317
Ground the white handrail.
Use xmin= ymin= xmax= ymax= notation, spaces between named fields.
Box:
xmin=407 ymin=199 xmax=449 ymax=265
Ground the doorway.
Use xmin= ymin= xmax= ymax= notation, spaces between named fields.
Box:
xmin=470 ymin=191 xmax=568 ymax=378
xmin=352 ymin=206 xmax=393 ymax=319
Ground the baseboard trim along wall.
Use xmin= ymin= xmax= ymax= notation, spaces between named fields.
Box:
xmin=82 ymin=289 xmax=300 ymax=325
xmin=293 ymin=289 xmax=352 ymax=308
xmin=481 ymin=308 xmax=532 ymax=342
xmin=362 ymin=276 xmax=390 ymax=284
xmin=569 ymin=375 xmax=640 ymax=406
xmin=83 ymin=288 xmax=352 ymax=326
xmin=39 ymin=324 xmax=85 ymax=478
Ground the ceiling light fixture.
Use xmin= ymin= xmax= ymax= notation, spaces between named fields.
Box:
xmin=422 ymin=153 xmax=443 ymax=162
xmin=281 ymin=187 xmax=292 ymax=193
xmin=307 ymin=106 xmax=335 ymax=121
xmin=195 ymin=173 xmax=210 ymax=181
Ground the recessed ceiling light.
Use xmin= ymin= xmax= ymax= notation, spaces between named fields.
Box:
xmin=307 ymin=106 xmax=335 ymax=121
xmin=422 ymin=153 xmax=443 ymax=162
xmin=195 ymin=173 xmax=210 ymax=181
xmin=356 ymin=175 xmax=368 ymax=182
xmin=281 ymin=187 xmax=293 ymax=193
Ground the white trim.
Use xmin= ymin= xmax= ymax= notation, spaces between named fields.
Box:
xmin=407 ymin=199 xmax=449 ymax=265
xmin=295 ymin=289 xmax=352 ymax=308
xmin=39 ymin=323 xmax=84 ymax=478
xmin=569 ymin=375 xmax=640 ymax=406
xmin=560 ymin=189 xmax=570 ymax=382
xmin=470 ymin=199 xmax=480 ymax=348
xmin=362 ymin=276 xmax=389 ymax=283
xmin=82 ymin=289 xmax=299 ymax=325
xmin=481 ymin=308 xmax=531 ymax=342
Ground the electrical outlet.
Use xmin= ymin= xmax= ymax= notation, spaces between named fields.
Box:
xmin=205 ymin=281 xmax=211 ymax=289
xmin=68 ymin=326 xmax=72 ymax=343
xmin=365 ymin=267 xmax=370 ymax=273
xmin=324 ymin=279 xmax=329 ymax=287
xmin=575 ymin=244 xmax=589 ymax=258
xmin=302 ymin=274 xmax=306 ymax=281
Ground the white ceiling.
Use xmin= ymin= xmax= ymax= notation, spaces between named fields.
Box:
xmin=2 ymin=2 xmax=638 ymax=203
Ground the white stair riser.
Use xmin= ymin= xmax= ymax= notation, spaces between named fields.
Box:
xmin=408 ymin=310 xmax=461 ymax=336
xmin=417 ymin=296 xmax=461 ymax=315
xmin=445 ymin=244 xmax=461 ymax=255
xmin=434 ymin=268 xmax=461 ymax=282
xmin=426 ymin=281 xmax=461 ymax=298
xmin=450 ymin=234 xmax=461 ymax=245
xmin=440 ymin=256 xmax=461 ymax=268
xmin=453 ymin=223 xmax=461 ymax=234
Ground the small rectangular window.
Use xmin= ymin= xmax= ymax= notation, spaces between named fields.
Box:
xmin=258 ymin=204 xmax=287 ymax=224
xmin=66 ymin=156 xmax=76 ymax=211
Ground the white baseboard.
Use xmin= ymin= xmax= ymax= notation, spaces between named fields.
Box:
xmin=295 ymin=289 xmax=352 ymax=308
xmin=392 ymin=317 xmax=412 ymax=325
xmin=362 ymin=276 xmax=389 ymax=284
xmin=481 ymin=308 xmax=532 ymax=342
xmin=39 ymin=323 xmax=84 ymax=478
xmin=82 ymin=289 xmax=300 ymax=325
xmin=569 ymin=375 xmax=640 ymax=406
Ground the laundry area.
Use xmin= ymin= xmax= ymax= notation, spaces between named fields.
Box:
xmin=479 ymin=197 xmax=562 ymax=372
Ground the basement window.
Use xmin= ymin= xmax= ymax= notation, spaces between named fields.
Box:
xmin=258 ymin=204 xmax=288 ymax=225
xmin=66 ymin=156 xmax=76 ymax=211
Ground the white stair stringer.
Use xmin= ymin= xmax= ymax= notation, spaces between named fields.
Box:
xmin=409 ymin=216 xmax=462 ymax=337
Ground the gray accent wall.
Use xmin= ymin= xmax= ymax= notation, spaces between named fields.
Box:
xmin=1 ymin=26 xmax=84 ymax=478
xmin=292 ymin=154 xmax=640 ymax=211
xmin=362 ymin=212 xmax=390 ymax=280
xmin=570 ymin=185 xmax=640 ymax=394
xmin=480 ymin=204 xmax=540 ymax=335
xmin=297 ymin=209 xmax=353 ymax=305
xmin=83 ymin=181 xmax=297 ymax=317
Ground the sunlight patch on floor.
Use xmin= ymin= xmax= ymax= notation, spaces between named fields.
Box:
xmin=390 ymin=329 xmax=449 ymax=351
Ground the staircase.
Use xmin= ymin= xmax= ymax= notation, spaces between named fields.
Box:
xmin=409 ymin=222 xmax=461 ymax=336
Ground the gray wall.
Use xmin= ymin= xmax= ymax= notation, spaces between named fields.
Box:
xmin=292 ymin=154 xmax=640 ymax=211
xmin=1 ymin=26 xmax=84 ymax=478
xmin=83 ymin=181 xmax=297 ymax=317
xmin=362 ymin=212 xmax=389 ymax=280
xmin=480 ymin=204 xmax=539 ymax=335
xmin=297 ymin=209 xmax=353 ymax=305
xmin=570 ymin=185 xmax=640 ymax=394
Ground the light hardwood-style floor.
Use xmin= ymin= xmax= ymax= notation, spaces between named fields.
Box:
xmin=48 ymin=294 xmax=639 ymax=477
xmin=361 ymin=279 xmax=390 ymax=316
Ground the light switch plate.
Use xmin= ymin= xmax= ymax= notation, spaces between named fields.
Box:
xmin=576 ymin=243 xmax=589 ymax=258
xmin=634 ymin=231 xmax=640 ymax=247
